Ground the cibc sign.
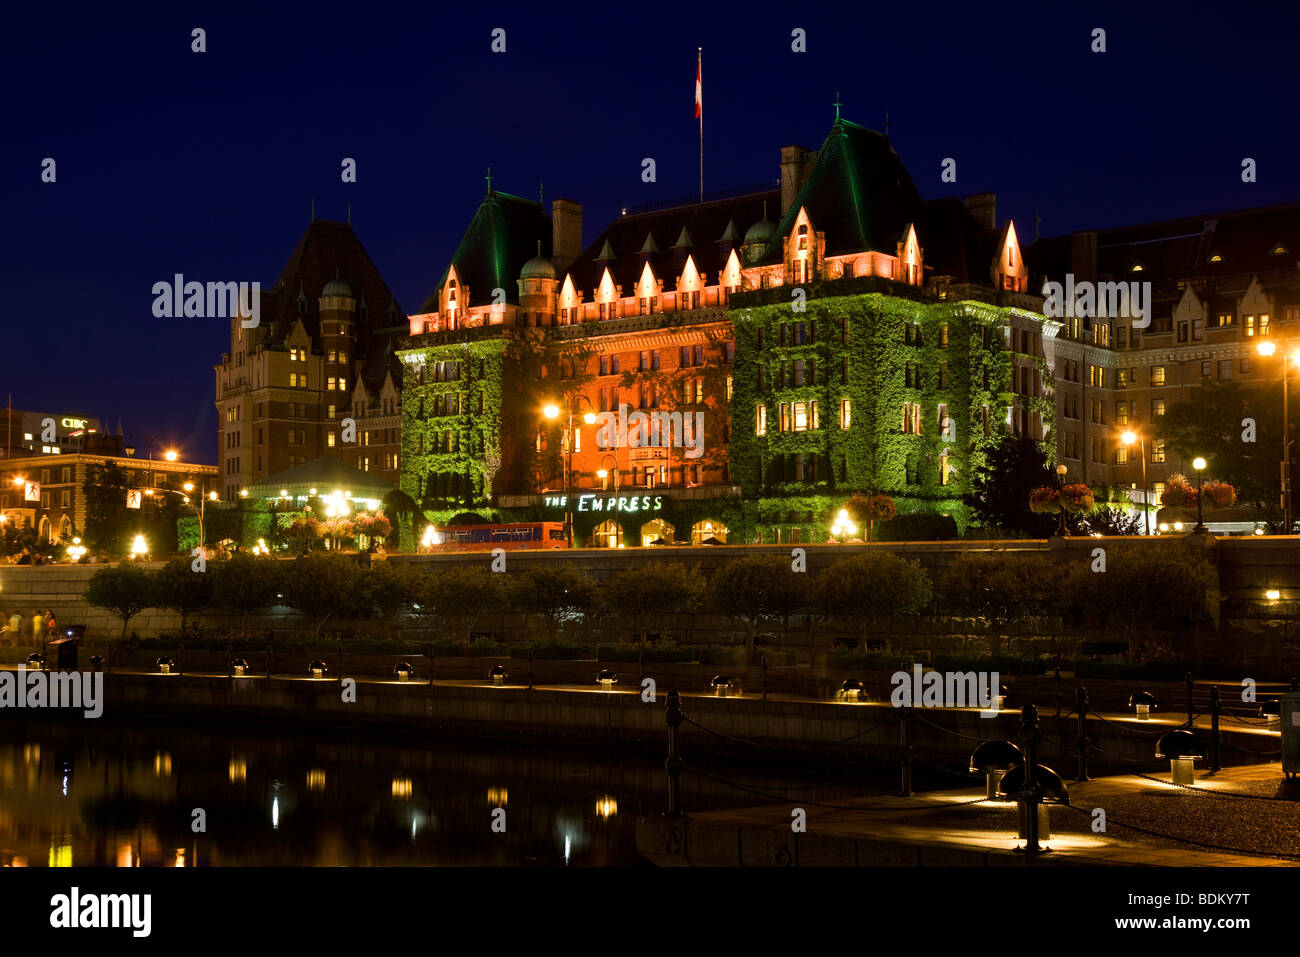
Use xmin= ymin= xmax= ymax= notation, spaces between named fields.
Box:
xmin=543 ymin=494 xmax=664 ymax=513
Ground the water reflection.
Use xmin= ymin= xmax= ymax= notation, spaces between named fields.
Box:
xmin=0 ymin=718 xmax=886 ymax=867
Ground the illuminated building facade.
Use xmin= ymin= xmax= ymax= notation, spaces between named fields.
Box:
xmin=214 ymin=220 xmax=406 ymax=502
xmin=398 ymin=115 xmax=1055 ymax=543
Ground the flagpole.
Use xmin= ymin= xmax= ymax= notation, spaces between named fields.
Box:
xmin=697 ymin=47 xmax=703 ymax=204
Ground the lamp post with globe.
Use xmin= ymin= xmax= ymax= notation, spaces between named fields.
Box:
xmin=1192 ymin=457 xmax=1208 ymax=534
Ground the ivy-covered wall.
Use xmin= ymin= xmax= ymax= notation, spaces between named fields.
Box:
xmin=729 ymin=294 xmax=1021 ymax=532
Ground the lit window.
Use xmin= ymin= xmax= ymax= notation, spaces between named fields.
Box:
xmin=755 ymin=405 xmax=766 ymax=436
xmin=840 ymin=399 xmax=851 ymax=429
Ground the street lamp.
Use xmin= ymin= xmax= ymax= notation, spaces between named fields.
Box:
xmin=183 ymin=482 xmax=219 ymax=549
xmin=1257 ymin=338 xmax=1299 ymax=532
xmin=1192 ymin=456 xmax=1207 ymax=533
xmin=597 ymin=453 xmax=620 ymax=493
xmin=830 ymin=508 xmax=856 ymax=544
xmin=542 ymin=394 xmax=597 ymax=548
xmin=1054 ymin=464 xmax=1068 ymax=536
xmin=1120 ymin=428 xmax=1149 ymax=535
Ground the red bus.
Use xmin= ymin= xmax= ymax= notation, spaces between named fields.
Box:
xmin=422 ymin=521 xmax=569 ymax=552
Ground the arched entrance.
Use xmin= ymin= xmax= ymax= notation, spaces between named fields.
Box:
xmin=640 ymin=518 xmax=676 ymax=546
xmin=591 ymin=520 xmax=622 ymax=548
xmin=38 ymin=516 xmax=51 ymax=543
xmin=691 ymin=519 xmax=727 ymax=545
xmin=58 ymin=516 xmax=72 ymax=542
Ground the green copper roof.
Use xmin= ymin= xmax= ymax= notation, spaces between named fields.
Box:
xmin=422 ymin=190 xmax=552 ymax=310
xmin=759 ymin=118 xmax=925 ymax=263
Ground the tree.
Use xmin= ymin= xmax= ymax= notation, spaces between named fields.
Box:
xmin=211 ymin=553 xmax=283 ymax=637
xmin=280 ymin=553 xmax=365 ymax=638
xmin=85 ymin=563 xmax=155 ymax=640
xmin=152 ymin=558 xmax=214 ymax=635
xmin=600 ymin=563 xmax=702 ymax=642
xmin=2 ymin=519 xmax=59 ymax=562
xmin=285 ymin=517 xmax=325 ymax=553
xmin=1157 ymin=379 xmax=1279 ymax=507
xmin=360 ymin=560 xmax=419 ymax=630
xmin=816 ymin=552 xmax=933 ymax=647
xmin=82 ymin=462 xmax=134 ymax=554
xmin=509 ymin=564 xmax=597 ymax=642
xmin=966 ymin=434 xmax=1057 ymax=535
xmin=940 ymin=552 xmax=1067 ymax=654
xmin=704 ymin=555 xmax=807 ymax=648
xmin=415 ymin=565 xmax=508 ymax=641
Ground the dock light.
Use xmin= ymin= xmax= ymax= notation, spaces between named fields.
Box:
xmin=89 ymin=655 xmax=104 ymax=672
xmin=130 ymin=534 xmax=149 ymax=559
xmin=596 ymin=668 xmax=618 ymax=691
xmin=229 ymin=758 xmax=247 ymax=784
xmin=1155 ymin=729 xmax=1205 ymax=786
xmin=231 ymin=657 xmax=248 ymax=677
xmin=394 ymin=660 xmax=415 ymax=682
xmin=710 ymin=674 xmax=736 ymax=698
xmin=489 ymin=664 xmax=508 ymax=687
xmin=26 ymin=653 xmax=44 ymax=671
xmin=487 ymin=787 xmax=508 ymax=806
xmin=595 ymin=795 xmax=618 ymax=819
xmin=307 ymin=769 xmax=326 ymax=791
xmin=1267 ymin=588 xmax=1282 ymax=601
xmin=1128 ymin=690 xmax=1157 ymax=720
xmin=1260 ymin=698 xmax=1282 ymax=730
xmin=391 ymin=776 xmax=413 ymax=798
xmin=840 ymin=678 xmax=864 ymax=700
xmin=155 ymin=656 xmax=176 ymax=675
xmin=309 ymin=658 xmax=328 ymax=679
xmin=969 ymin=740 xmax=1023 ymax=800
xmin=996 ymin=762 xmax=1070 ymax=841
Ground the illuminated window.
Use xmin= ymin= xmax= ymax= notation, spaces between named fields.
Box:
xmin=1152 ymin=482 xmax=1165 ymax=505
xmin=755 ymin=404 xmax=766 ymax=436
xmin=840 ymin=398 xmax=851 ymax=429
xmin=1150 ymin=366 xmax=1166 ymax=387
xmin=1151 ymin=440 xmax=1166 ymax=464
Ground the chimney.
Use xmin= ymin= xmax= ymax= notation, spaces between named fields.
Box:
xmin=963 ymin=193 xmax=997 ymax=231
xmin=780 ymin=145 xmax=817 ymax=217
xmin=552 ymin=198 xmax=583 ymax=274
xmin=1070 ymin=231 xmax=1098 ymax=285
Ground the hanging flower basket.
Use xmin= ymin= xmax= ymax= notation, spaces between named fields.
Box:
xmin=868 ymin=494 xmax=896 ymax=521
xmin=1059 ymin=483 xmax=1096 ymax=516
xmin=1029 ymin=486 xmax=1062 ymax=515
xmin=1201 ymin=481 xmax=1237 ymax=509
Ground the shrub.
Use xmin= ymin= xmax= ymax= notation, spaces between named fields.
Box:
xmin=875 ymin=513 xmax=959 ymax=542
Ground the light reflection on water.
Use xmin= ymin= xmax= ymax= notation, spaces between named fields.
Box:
xmin=0 ymin=719 xmax=890 ymax=867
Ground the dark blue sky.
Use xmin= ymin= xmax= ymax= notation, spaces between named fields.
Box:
xmin=5 ymin=1 xmax=1297 ymax=465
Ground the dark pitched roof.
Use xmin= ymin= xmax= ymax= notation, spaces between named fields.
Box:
xmin=564 ymin=190 xmax=779 ymax=296
xmin=249 ymin=220 xmax=405 ymax=396
xmin=1028 ymin=200 xmax=1300 ymax=286
xmin=760 ymin=118 xmax=925 ymax=263
xmin=421 ymin=190 xmax=553 ymax=311
xmin=919 ymin=197 xmax=997 ymax=284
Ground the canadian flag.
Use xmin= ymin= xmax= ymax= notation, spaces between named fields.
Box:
xmin=695 ymin=56 xmax=702 ymax=118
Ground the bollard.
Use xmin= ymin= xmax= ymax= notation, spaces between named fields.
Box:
xmin=1185 ymin=671 xmax=1195 ymax=727
xmin=428 ymin=642 xmax=435 ymax=688
xmin=1019 ymin=703 xmax=1043 ymax=854
xmin=527 ymin=649 xmax=534 ymax=691
xmin=898 ymin=707 xmax=913 ymax=797
xmin=1075 ymin=686 xmax=1090 ymax=781
xmin=664 ymin=689 xmax=685 ymax=818
xmin=761 ymin=655 xmax=769 ymax=702
xmin=1209 ymin=685 xmax=1222 ymax=772
xmin=178 ymin=640 xmax=185 ymax=677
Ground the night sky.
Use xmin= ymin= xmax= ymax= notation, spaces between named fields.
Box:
xmin=6 ymin=1 xmax=1297 ymax=465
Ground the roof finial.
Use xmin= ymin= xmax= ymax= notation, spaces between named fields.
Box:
xmin=485 ymin=166 xmax=493 ymax=193
xmin=537 ymin=240 xmax=542 ymax=256
xmin=833 ymin=91 xmax=842 ymax=121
